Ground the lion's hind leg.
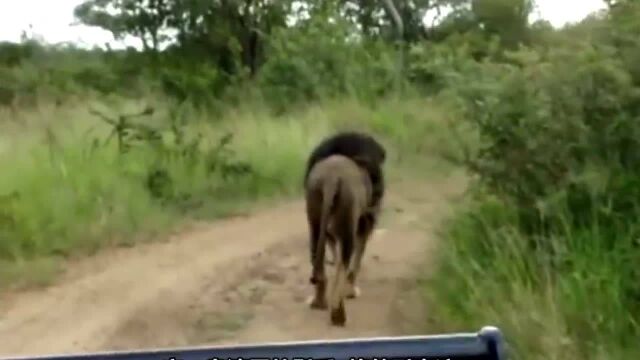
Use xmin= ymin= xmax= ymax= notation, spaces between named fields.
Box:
xmin=327 ymin=201 xmax=358 ymax=326
xmin=345 ymin=211 xmax=376 ymax=299
xmin=306 ymin=190 xmax=328 ymax=310
xmin=329 ymin=252 xmax=348 ymax=326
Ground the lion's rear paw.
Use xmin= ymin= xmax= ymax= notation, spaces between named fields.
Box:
xmin=345 ymin=284 xmax=361 ymax=299
xmin=307 ymin=295 xmax=328 ymax=310
xmin=330 ymin=305 xmax=346 ymax=326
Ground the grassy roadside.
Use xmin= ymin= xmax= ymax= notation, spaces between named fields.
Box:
xmin=423 ymin=193 xmax=640 ymax=360
xmin=420 ymin=121 xmax=640 ymax=359
xmin=0 ymin=94 xmax=456 ymax=291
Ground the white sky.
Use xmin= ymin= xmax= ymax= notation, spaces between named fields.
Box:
xmin=0 ymin=0 xmax=607 ymax=49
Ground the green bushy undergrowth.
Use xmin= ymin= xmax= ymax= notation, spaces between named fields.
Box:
xmin=0 ymin=99 xmax=309 ymax=288
xmin=428 ymin=194 xmax=639 ymax=359
xmin=426 ymin=4 xmax=640 ymax=359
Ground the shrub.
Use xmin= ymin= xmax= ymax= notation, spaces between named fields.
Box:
xmin=427 ymin=4 xmax=640 ymax=357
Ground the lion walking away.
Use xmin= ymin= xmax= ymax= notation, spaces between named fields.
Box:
xmin=305 ymin=155 xmax=372 ymax=326
xmin=303 ymin=131 xmax=387 ymax=327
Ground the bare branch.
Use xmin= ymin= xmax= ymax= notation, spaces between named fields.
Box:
xmin=381 ymin=0 xmax=404 ymax=40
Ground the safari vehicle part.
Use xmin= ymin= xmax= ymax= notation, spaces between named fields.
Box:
xmin=2 ymin=326 xmax=506 ymax=360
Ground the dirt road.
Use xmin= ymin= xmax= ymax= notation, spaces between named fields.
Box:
xmin=0 ymin=175 xmax=464 ymax=358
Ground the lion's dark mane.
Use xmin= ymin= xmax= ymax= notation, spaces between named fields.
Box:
xmin=304 ymin=131 xmax=386 ymax=211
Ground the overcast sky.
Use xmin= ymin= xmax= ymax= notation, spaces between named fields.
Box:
xmin=0 ymin=0 xmax=607 ymax=49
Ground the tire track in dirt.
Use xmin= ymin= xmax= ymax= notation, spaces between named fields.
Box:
xmin=0 ymin=175 xmax=465 ymax=357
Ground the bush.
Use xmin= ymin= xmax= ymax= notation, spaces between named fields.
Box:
xmin=426 ymin=3 xmax=640 ymax=358
xmin=256 ymin=13 xmax=397 ymax=112
xmin=445 ymin=36 xmax=640 ymax=233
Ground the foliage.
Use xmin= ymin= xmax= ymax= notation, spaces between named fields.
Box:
xmin=256 ymin=9 xmax=397 ymax=111
xmin=423 ymin=1 xmax=640 ymax=358
xmin=0 ymin=102 xmax=284 ymax=287
xmin=87 ymin=105 xmax=255 ymax=206
xmin=0 ymin=0 xmax=540 ymax=112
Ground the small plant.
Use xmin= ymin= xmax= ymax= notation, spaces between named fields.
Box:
xmin=88 ymin=105 xmax=255 ymax=206
xmin=89 ymin=106 xmax=157 ymax=154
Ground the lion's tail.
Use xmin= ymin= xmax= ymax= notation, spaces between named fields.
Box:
xmin=313 ymin=176 xmax=341 ymax=271
xmin=320 ymin=176 xmax=352 ymax=321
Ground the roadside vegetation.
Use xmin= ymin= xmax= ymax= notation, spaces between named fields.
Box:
xmin=1 ymin=0 xmax=638 ymax=358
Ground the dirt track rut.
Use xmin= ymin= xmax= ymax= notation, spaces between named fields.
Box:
xmin=0 ymin=176 xmax=464 ymax=357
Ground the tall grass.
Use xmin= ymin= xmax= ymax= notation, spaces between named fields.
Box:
xmin=0 ymin=94 xmax=453 ymax=290
xmin=426 ymin=193 xmax=640 ymax=359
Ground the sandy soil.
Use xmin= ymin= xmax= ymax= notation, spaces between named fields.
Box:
xmin=0 ymin=175 xmax=464 ymax=358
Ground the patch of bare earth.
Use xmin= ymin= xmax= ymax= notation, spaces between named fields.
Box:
xmin=0 ymin=174 xmax=465 ymax=357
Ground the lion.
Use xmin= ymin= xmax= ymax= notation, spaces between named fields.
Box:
xmin=304 ymin=131 xmax=386 ymax=265
xmin=304 ymin=154 xmax=378 ymax=326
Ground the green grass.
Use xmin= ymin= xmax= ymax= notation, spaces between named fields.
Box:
xmin=0 ymin=94 xmax=455 ymax=290
xmin=424 ymin=192 xmax=640 ymax=360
